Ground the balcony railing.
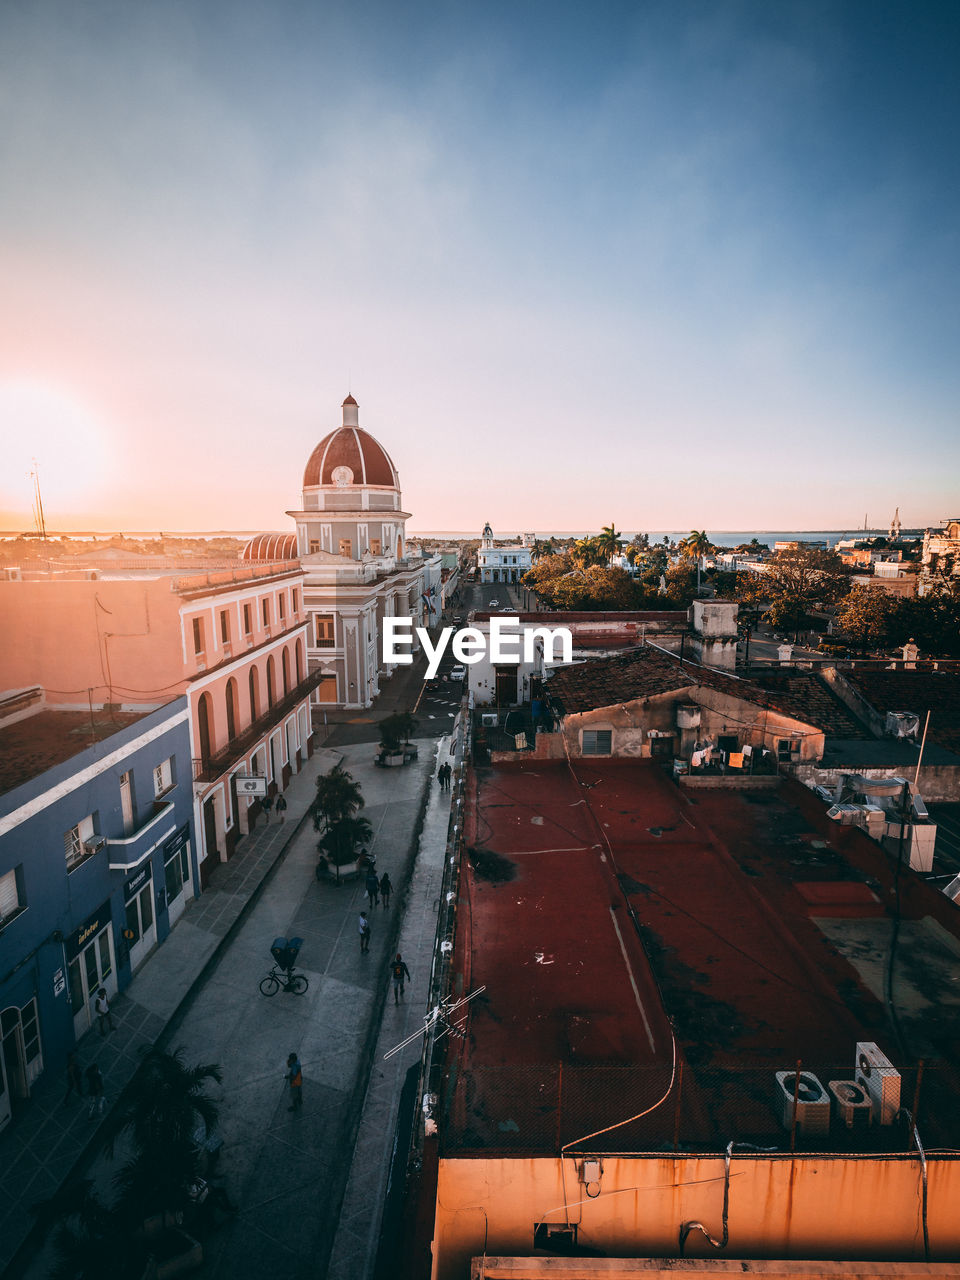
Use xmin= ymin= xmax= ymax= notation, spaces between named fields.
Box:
xmin=192 ymin=669 xmax=324 ymax=782
xmin=107 ymin=800 xmax=177 ymax=870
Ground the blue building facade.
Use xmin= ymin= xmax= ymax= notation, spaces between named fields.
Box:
xmin=0 ymin=698 xmax=197 ymax=1133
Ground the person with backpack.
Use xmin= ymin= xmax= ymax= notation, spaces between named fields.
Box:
xmin=390 ymin=953 xmax=411 ymax=1004
xmin=378 ymin=871 xmax=392 ymax=909
xmin=285 ymin=1052 xmax=303 ymax=1111
xmin=365 ymin=867 xmax=380 ymax=908
xmin=275 ymin=794 xmax=288 ymax=823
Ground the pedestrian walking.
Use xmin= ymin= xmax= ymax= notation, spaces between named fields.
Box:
xmin=285 ymin=1052 xmax=303 ymax=1111
xmin=437 ymin=762 xmax=445 ymax=790
xmin=262 ymin=794 xmax=274 ymax=823
xmin=63 ymin=1052 xmax=83 ymax=1103
xmin=365 ymin=868 xmax=380 ymax=908
xmin=390 ymin=953 xmax=411 ymax=1005
xmin=379 ymin=871 xmax=392 ymax=909
xmin=86 ymin=1063 xmax=105 ymax=1117
xmin=94 ymin=987 xmax=115 ymax=1035
xmin=359 ymin=911 xmax=371 ymax=953
xmin=275 ymin=794 xmax=288 ymax=823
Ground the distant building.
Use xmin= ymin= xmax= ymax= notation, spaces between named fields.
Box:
xmin=919 ymin=517 xmax=960 ymax=596
xmin=0 ymin=695 xmax=194 ymax=1131
xmin=476 ymin=522 xmax=532 ymax=584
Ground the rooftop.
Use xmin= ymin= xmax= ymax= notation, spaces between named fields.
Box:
xmin=446 ymin=759 xmax=960 ymax=1155
xmin=845 ymin=669 xmax=960 ymax=755
xmin=0 ymin=708 xmax=150 ymax=797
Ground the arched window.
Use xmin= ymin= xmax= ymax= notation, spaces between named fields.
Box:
xmin=295 ymin=638 xmax=304 ymax=684
xmin=248 ymin=665 xmax=260 ymax=721
xmin=197 ymin=692 xmax=213 ymax=765
xmin=266 ymin=655 xmax=276 ymax=708
xmin=281 ymin=648 xmax=290 ymax=697
xmin=225 ymin=678 xmax=238 ymax=741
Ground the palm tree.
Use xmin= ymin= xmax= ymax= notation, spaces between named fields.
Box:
xmin=379 ymin=711 xmax=418 ymax=750
xmin=680 ymin=530 xmax=713 ymax=593
xmin=107 ymin=1049 xmax=222 ymax=1223
xmin=571 ymin=537 xmax=605 ymax=570
xmin=50 ymin=1049 xmax=223 ymax=1278
xmin=317 ymin=813 xmax=374 ymax=872
xmin=531 ymin=539 xmax=554 ymax=563
xmin=311 ymin=764 xmax=367 ymax=883
xmin=595 ymin=523 xmax=622 ymax=563
xmin=312 ymin=763 xmax=364 ymax=830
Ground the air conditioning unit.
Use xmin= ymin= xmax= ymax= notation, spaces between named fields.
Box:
xmin=83 ymin=837 xmax=106 ymax=855
xmin=481 ymin=713 xmax=498 ymax=727
xmin=774 ymin=1070 xmax=831 ymax=1135
xmin=828 ymin=1079 xmax=873 ymax=1131
xmin=855 ymin=1042 xmax=900 ymax=1125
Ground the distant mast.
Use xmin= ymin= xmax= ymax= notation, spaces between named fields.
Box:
xmin=31 ymin=459 xmax=47 ymax=540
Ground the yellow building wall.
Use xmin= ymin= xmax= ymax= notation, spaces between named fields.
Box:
xmin=434 ymin=1155 xmax=960 ymax=1280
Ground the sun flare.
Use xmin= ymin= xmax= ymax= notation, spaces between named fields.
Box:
xmin=0 ymin=382 xmax=115 ymax=525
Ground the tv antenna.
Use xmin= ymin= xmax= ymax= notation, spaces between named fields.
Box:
xmin=383 ymin=985 xmax=486 ymax=1061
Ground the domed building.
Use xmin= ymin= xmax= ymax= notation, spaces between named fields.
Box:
xmin=280 ymin=395 xmax=429 ymax=709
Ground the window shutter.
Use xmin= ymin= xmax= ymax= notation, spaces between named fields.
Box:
xmin=0 ymin=868 xmax=19 ymax=919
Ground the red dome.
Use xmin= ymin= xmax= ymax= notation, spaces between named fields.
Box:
xmin=302 ymin=426 xmax=399 ymax=489
xmin=241 ymin=532 xmax=298 ymax=561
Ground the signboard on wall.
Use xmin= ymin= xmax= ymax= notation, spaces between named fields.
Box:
xmin=236 ymin=774 xmax=268 ymax=798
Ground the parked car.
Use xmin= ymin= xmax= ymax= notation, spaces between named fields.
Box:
xmin=449 ymin=665 xmax=466 ymax=682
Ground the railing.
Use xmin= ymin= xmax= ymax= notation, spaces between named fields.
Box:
xmin=192 ymin=669 xmax=323 ymax=781
xmin=741 ymin=657 xmax=960 ymax=673
xmin=106 ymin=800 xmax=177 ymax=870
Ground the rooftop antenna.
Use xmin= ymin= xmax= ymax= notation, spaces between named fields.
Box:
xmin=30 ymin=459 xmax=47 ymax=539
xmin=383 ymin=985 xmax=486 ymax=1061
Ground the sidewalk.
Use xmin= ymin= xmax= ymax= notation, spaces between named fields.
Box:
xmin=0 ymin=746 xmax=342 ymax=1277
xmin=327 ymin=733 xmax=457 ymax=1280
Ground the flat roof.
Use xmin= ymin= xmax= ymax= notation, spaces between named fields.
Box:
xmin=0 ymin=708 xmax=150 ymax=797
xmin=446 ymin=759 xmax=960 ymax=1155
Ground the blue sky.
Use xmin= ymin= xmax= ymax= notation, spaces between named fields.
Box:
xmin=1 ymin=0 xmax=957 ymax=532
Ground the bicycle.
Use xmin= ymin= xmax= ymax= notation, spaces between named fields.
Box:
xmin=259 ymin=966 xmax=309 ymax=996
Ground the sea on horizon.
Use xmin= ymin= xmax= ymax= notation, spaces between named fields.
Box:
xmin=407 ymin=529 xmax=919 ymax=549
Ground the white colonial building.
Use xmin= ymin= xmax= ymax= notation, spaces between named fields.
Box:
xmin=476 ymin=522 xmax=532 ymax=584
xmin=244 ymin=395 xmax=436 ymax=711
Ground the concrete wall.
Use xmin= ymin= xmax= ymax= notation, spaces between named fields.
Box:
xmin=434 ymin=1153 xmax=960 ymax=1280
xmin=0 ymin=577 xmax=184 ymax=707
xmin=790 ymin=763 xmax=960 ymax=804
xmin=557 ymin=688 xmax=823 ymax=764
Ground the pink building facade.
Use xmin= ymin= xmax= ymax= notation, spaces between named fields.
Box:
xmin=0 ymin=559 xmax=316 ymax=889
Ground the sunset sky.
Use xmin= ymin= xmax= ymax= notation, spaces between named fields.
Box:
xmin=1 ymin=0 xmax=958 ymax=534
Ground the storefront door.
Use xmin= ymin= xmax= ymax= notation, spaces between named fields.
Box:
xmin=124 ymin=870 xmax=156 ymax=971
xmin=164 ymin=827 xmax=192 ymax=925
xmin=67 ymin=919 xmax=115 ymax=1039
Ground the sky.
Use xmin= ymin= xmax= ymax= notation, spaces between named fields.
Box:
xmin=1 ymin=0 xmax=958 ymax=535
